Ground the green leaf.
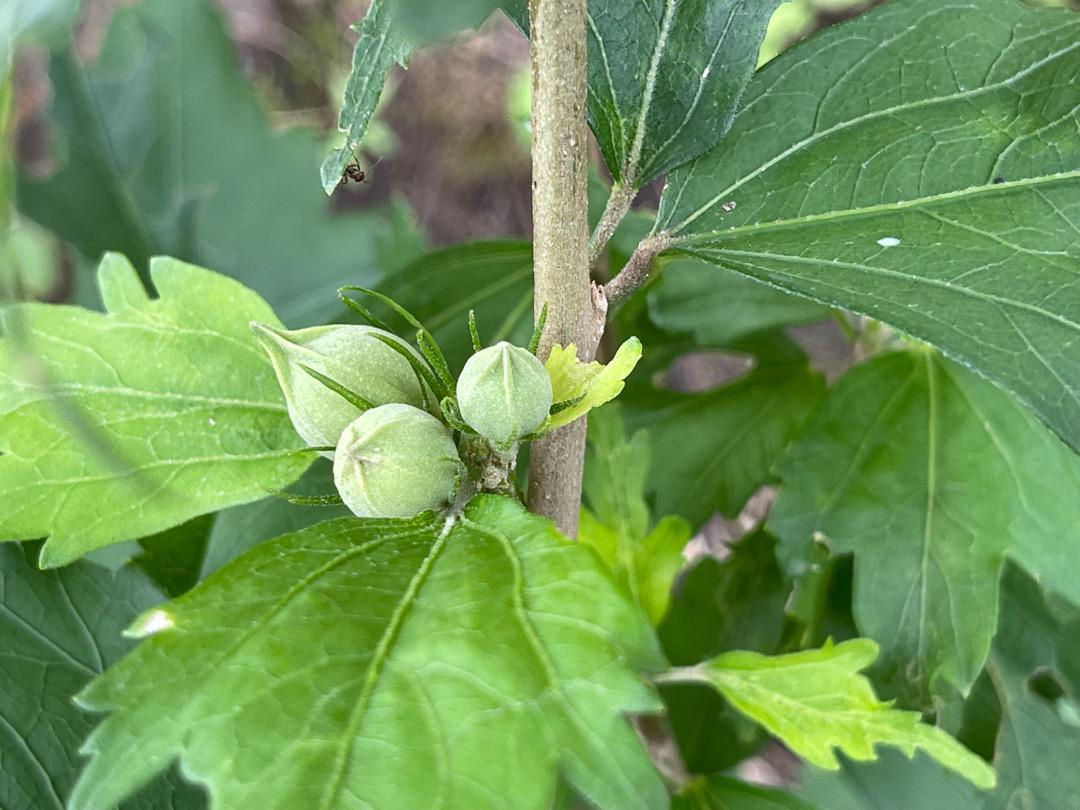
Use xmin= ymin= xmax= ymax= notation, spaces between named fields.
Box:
xmin=798 ymin=750 xmax=983 ymax=810
xmin=580 ymin=407 xmax=691 ymax=625
xmin=674 ymin=776 xmax=817 ymax=810
xmin=0 ymin=255 xmax=309 ymax=566
xmin=0 ymin=542 xmax=205 ymax=809
xmin=985 ymin=566 xmax=1080 ymax=810
xmin=395 ymin=0 xmax=500 ymax=44
xmin=72 ymin=496 xmax=668 ymax=810
xmin=583 ymin=406 xmax=652 ymax=540
xmin=503 ymin=0 xmax=782 ymax=187
xmin=626 ymin=357 xmax=824 ymax=530
xmin=660 ymin=529 xmax=791 ymax=666
xmin=656 ymin=0 xmax=1080 ymax=450
xmin=647 ymin=258 xmax=827 ymax=346
xmin=201 ymin=459 xmax=349 ymax=578
xmin=132 ymin=515 xmax=214 ymax=599
xmin=543 ymin=337 xmax=643 ymax=431
xmin=770 ymin=349 xmax=1080 ymax=703
xmin=321 ymin=0 xmax=413 ymax=193
xmin=658 ymin=529 xmax=794 ymax=773
xmin=370 ymin=240 xmax=533 ymax=372
xmin=671 ymin=638 xmax=995 ymax=790
xmin=17 ymin=0 xmax=420 ymax=317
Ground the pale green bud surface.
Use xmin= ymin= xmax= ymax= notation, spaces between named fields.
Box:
xmin=456 ymin=341 xmax=553 ymax=443
xmin=252 ymin=322 xmax=428 ymax=449
xmin=333 ymin=404 xmax=462 ymax=518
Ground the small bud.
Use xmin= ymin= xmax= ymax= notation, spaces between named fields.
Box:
xmin=456 ymin=342 xmax=553 ymax=443
xmin=252 ymin=323 xmax=429 ymax=449
xmin=333 ymin=404 xmax=462 ymax=518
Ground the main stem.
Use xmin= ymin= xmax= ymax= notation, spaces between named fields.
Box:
xmin=526 ymin=0 xmax=596 ymax=537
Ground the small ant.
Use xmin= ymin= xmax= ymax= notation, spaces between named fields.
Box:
xmin=337 ymin=156 xmax=383 ymax=188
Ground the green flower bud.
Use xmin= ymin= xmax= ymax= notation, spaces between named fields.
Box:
xmin=252 ymin=322 xmax=429 ymax=449
xmin=333 ymin=404 xmax=462 ymax=518
xmin=456 ymin=341 xmax=553 ymax=443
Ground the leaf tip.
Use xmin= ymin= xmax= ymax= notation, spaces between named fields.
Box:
xmin=37 ymin=539 xmax=78 ymax=569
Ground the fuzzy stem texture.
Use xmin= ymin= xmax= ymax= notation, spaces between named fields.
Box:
xmin=588 ymin=181 xmax=637 ymax=267
xmin=525 ymin=0 xmax=596 ymax=537
xmin=603 ymin=231 xmax=672 ymax=311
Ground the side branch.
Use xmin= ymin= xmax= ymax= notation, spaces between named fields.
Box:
xmin=602 ymin=231 xmax=672 ymax=311
xmin=588 ymin=182 xmax=637 ymax=267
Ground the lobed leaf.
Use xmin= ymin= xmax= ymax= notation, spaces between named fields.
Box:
xmin=985 ymin=567 xmax=1080 ymax=809
xmin=626 ymin=356 xmax=824 ymax=530
xmin=72 ymin=496 xmax=667 ymax=810
xmin=658 ymin=529 xmax=794 ymax=774
xmin=501 ymin=0 xmax=782 ymax=187
xmin=0 ymin=542 xmax=205 ymax=809
xmin=798 ymin=749 xmax=984 ymax=810
xmin=0 ymin=254 xmax=309 ymax=566
xmin=657 ymin=0 xmax=1080 ymax=449
xmin=770 ymin=350 xmax=1080 ymax=703
xmin=678 ymin=638 xmax=995 ymax=790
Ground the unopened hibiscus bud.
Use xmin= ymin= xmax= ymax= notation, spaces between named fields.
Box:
xmin=252 ymin=323 xmax=428 ymax=449
xmin=333 ymin=404 xmax=462 ymax=518
xmin=456 ymin=342 xmax=553 ymax=444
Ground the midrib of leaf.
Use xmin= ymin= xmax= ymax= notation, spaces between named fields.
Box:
xmin=814 ymin=367 xmax=920 ymax=522
xmin=662 ymin=38 xmax=1080 ymax=235
xmin=422 ymin=262 xmax=531 ymax=332
xmin=56 ymin=577 xmax=105 ymax=672
xmin=642 ymin=0 xmax=742 ymax=180
xmin=586 ymin=12 xmax=627 ymax=161
xmin=2 ymin=450 xmax=303 ymax=491
xmin=462 ymin=515 xmax=639 ymax=799
xmin=123 ymin=530 xmax=408 ymax=756
xmin=670 ymin=171 xmax=1080 ymax=245
xmin=6 ymin=384 xmax=286 ymax=413
xmin=320 ymin=519 xmax=451 ymax=810
xmin=0 ymin=710 xmax=65 ymax=810
xmin=0 ymin=600 xmax=96 ymax=676
xmin=53 ymin=53 xmax=154 ymax=273
xmin=703 ymin=247 xmax=1080 ymax=341
xmin=490 ymin=288 xmax=533 ymax=344
xmin=674 ymin=382 xmax=791 ymax=513
xmin=622 ymin=0 xmax=676 ymax=187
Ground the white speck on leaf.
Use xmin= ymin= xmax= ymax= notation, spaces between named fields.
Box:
xmin=721 ymin=200 xmax=737 ymax=212
xmin=877 ymin=236 xmax=901 ymax=247
xmin=702 ymin=66 xmax=710 ymax=80
xmin=208 ymin=417 xmax=217 ymax=426
xmin=127 ymin=609 xmax=175 ymax=638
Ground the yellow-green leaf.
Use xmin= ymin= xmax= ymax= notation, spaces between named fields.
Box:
xmin=668 ymin=638 xmax=996 ymax=791
xmin=0 ymin=254 xmax=309 ymax=566
xmin=543 ymin=337 xmax=642 ymax=431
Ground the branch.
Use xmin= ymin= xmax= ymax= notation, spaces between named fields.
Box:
xmin=588 ymin=181 xmax=637 ymax=267
xmin=525 ymin=0 xmax=596 ymax=537
xmin=602 ymin=231 xmax=672 ymax=311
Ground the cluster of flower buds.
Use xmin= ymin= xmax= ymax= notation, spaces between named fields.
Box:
xmin=252 ymin=294 xmax=559 ymax=520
